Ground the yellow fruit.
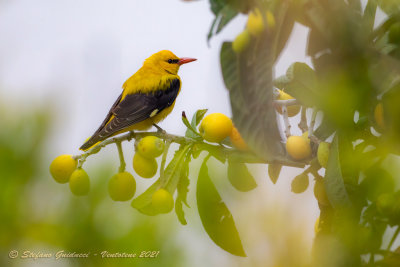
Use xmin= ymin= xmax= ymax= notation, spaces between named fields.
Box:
xmin=286 ymin=136 xmax=312 ymax=160
xmin=49 ymin=154 xmax=77 ymax=184
xmin=232 ymin=30 xmax=251 ymax=53
xmin=314 ymin=179 xmax=330 ymax=206
xmin=229 ymin=126 xmax=248 ymax=151
xmin=247 ymin=8 xmax=265 ymax=36
xmin=108 ymin=172 xmax=136 ymax=201
xmin=266 ymin=11 xmax=276 ymax=31
xmin=276 ymin=89 xmax=301 ymax=117
xmin=152 ymin=188 xmax=174 ymax=214
xmin=317 ymin=142 xmax=330 ymax=168
xmin=374 ymin=103 xmax=385 ymax=130
xmin=199 ymin=113 xmax=233 ymax=143
xmin=133 ymin=153 xmax=157 ymax=178
xmin=291 ymin=173 xmax=309 ymax=194
xmin=69 ymin=168 xmax=90 ymax=196
xmin=137 ymin=136 xmax=165 ymax=159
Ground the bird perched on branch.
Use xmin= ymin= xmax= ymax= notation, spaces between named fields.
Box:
xmin=80 ymin=50 xmax=196 ymax=151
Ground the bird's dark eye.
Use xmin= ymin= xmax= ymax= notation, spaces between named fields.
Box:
xmin=167 ymin=59 xmax=179 ymax=64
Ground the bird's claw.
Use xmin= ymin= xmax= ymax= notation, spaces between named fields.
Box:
xmin=153 ymin=124 xmax=166 ymax=135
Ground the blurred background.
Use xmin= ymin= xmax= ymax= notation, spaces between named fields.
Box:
xmin=1 ymin=0 xmax=390 ymax=266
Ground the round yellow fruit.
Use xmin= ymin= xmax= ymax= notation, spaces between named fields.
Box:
xmin=69 ymin=168 xmax=90 ymax=196
xmin=133 ymin=153 xmax=158 ymax=178
xmin=291 ymin=173 xmax=309 ymax=194
xmin=286 ymin=136 xmax=312 ymax=160
xmin=374 ymin=103 xmax=385 ymax=130
xmin=199 ymin=113 xmax=233 ymax=143
xmin=229 ymin=126 xmax=248 ymax=151
xmin=152 ymin=188 xmax=174 ymax=214
xmin=137 ymin=136 xmax=165 ymax=159
xmin=50 ymin=154 xmax=77 ymax=184
xmin=317 ymin=142 xmax=330 ymax=168
xmin=232 ymin=30 xmax=251 ymax=53
xmin=108 ymin=172 xmax=136 ymax=201
xmin=276 ymin=89 xmax=301 ymax=117
xmin=247 ymin=8 xmax=265 ymax=36
xmin=314 ymin=179 xmax=329 ymax=206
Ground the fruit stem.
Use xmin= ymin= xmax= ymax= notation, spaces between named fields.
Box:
xmin=298 ymin=107 xmax=308 ymax=133
xmin=116 ymin=141 xmax=126 ymax=173
xmin=282 ymin=105 xmax=291 ymax=138
xmin=273 ymin=99 xmax=299 ymax=106
xmin=387 ymin=225 xmax=400 ymax=251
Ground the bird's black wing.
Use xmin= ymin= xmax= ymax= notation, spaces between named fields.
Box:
xmin=80 ymin=78 xmax=180 ymax=150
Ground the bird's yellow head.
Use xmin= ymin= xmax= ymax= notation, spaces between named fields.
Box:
xmin=144 ymin=50 xmax=197 ymax=75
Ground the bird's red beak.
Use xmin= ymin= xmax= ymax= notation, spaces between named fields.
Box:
xmin=178 ymin=57 xmax=197 ymax=65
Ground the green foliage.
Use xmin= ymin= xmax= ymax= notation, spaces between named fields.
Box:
xmin=227 ymin=159 xmax=257 ymax=192
xmin=184 ymin=109 xmax=207 ymax=140
xmin=220 ymin=40 xmax=284 ymax=162
xmin=324 ymin=135 xmax=350 ymax=208
xmin=131 ymin=145 xmax=192 ymax=216
xmin=196 ymin=157 xmax=246 ymax=257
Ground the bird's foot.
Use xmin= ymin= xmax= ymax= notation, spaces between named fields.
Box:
xmin=153 ymin=124 xmax=166 ymax=135
xmin=128 ymin=131 xmax=135 ymax=141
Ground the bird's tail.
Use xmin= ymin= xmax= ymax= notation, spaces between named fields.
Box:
xmin=79 ymin=136 xmax=101 ymax=151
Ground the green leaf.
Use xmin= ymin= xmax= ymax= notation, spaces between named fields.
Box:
xmin=227 ymin=160 xmax=257 ymax=192
xmin=131 ymin=145 xmax=192 ymax=216
xmin=313 ymin=118 xmax=336 ymax=141
xmin=324 ymin=134 xmax=351 ymax=208
xmin=273 ymin=3 xmax=295 ymax=61
xmin=208 ymin=5 xmax=238 ymax=41
xmin=284 ymin=62 xmax=320 ymax=107
xmin=273 ymin=75 xmax=290 ymax=89
xmin=268 ymin=163 xmax=282 ymax=184
xmin=197 ymin=158 xmax=246 ymax=257
xmin=185 ymin=109 xmax=207 ymax=139
xmin=220 ymin=38 xmax=284 ymax=162
xmin=376 ymin=0 xmax=400 ymax=15
xmin=175 ymin=153 xmax=192 ymax=225
xmin=182 ymin=113 xmax=202 ymax=138
xmin=130 ymin=179 xmax=161 ymax=216
xmin=363 ymin=0 xmax=377 ymax=34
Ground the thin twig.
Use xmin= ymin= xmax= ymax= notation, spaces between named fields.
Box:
xmin=74 ymin=129 xmax=309 ymax=169
xmin=282 ymin=105 xmax=291 ymax=138
xmin=298 ymin=107 xmax=308 ymax=133
xmin=274 ymin=99 xmax=299 ymax=106
xmin=116 ymin=141 xmax=126 ymax=173
xmin=387 ymin=226 xmax=400 ymax=251
xmin=309 ymin=109 xmax=319 ymax=144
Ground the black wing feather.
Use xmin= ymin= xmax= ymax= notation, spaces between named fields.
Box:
xmin=80 ymin=78 xmax=180 ymax=150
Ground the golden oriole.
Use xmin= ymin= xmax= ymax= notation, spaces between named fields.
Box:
xmin=80 ymin=50 xmax=196 ymax=151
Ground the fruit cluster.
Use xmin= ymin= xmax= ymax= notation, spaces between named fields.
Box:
xmin=232 ymin=8 xmax=276 ymax=54
xmin=49 ymin=136 xmax=176 ymax=213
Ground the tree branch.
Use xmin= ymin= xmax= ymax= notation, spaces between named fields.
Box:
xmin=74 ymin=130 xmax=308 ymax=169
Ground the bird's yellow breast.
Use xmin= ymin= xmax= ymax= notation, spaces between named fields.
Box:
xmin=122 ymin=67 xmax=180 ymax=97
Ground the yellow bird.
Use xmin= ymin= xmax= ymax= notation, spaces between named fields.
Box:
xmin=80 ymin=50 xmax=196 ymax=151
